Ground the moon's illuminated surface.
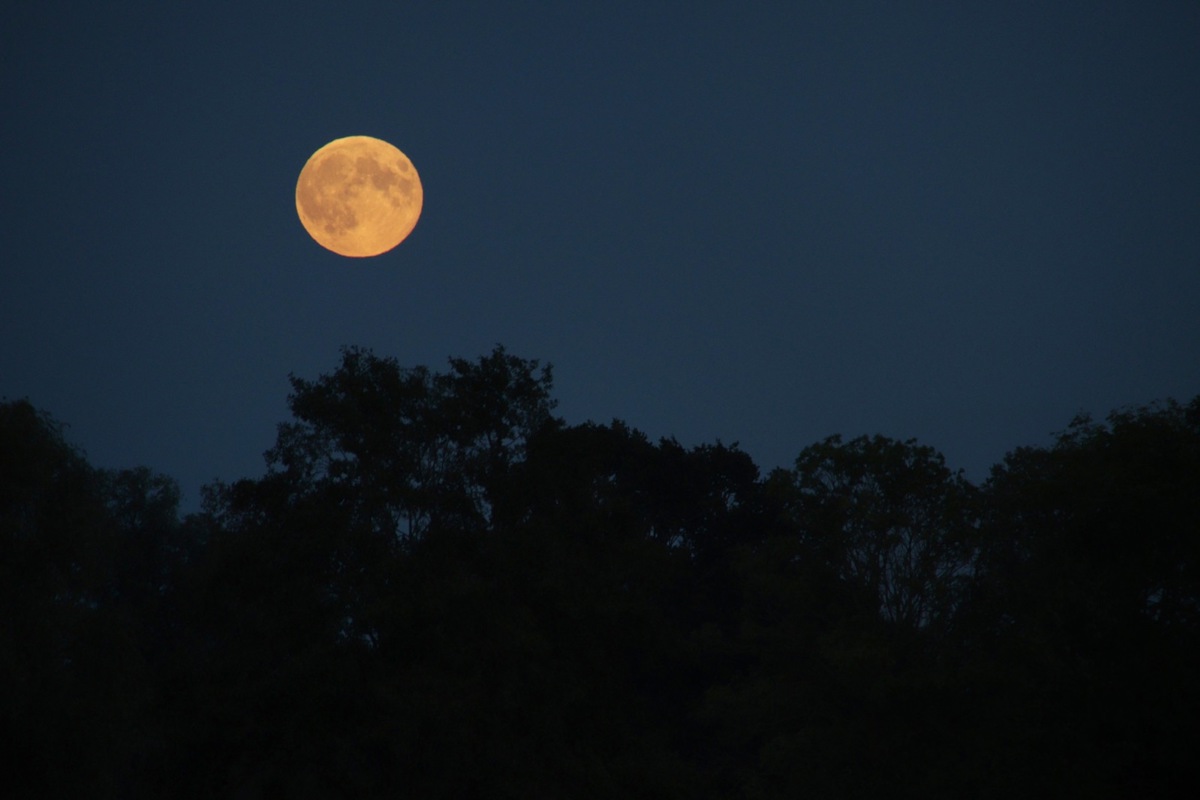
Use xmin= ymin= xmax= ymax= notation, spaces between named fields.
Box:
xmin=295 ymin=135 xmax=423 ymax=257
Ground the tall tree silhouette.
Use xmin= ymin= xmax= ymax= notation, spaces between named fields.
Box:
xmin=187 ymin=347 xmax=563 ymax=796
xmin=1 ymin=400 xmax=186 ymax=798
xmin=961 ymin=398 xmax=1200 ymax=794
xmin=775 ymin=434 xmax=978 ymax=630
xmin=245 ymin=344 xmax=556 ymax=542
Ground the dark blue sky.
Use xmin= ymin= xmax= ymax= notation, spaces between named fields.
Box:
xmin=4 ymin=1 xmax=1198 ymax=510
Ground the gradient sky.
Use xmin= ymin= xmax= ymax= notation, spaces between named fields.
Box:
xmin=4 ymin=1 xmax=1198 ymax=510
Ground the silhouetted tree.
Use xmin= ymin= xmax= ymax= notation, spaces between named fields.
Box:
xmin=1 ymin=399 xmax=185 ymax=798
xmin=775 ymin=434 xmax=978 ymax=631
xmin=959 ymin=398 xmax=1200 ymax=795
xmin=252 ymin=344 xmax=556 ymax=543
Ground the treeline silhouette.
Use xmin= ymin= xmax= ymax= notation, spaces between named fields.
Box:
xmin=3 ymin=346 xmax=1198 ymax=798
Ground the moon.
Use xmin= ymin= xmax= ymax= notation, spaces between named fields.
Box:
xmin=295 ymin=135 xmax=423 ymax=257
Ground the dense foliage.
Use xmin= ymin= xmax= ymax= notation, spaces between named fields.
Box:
xmin=4 ymin=347 xmax=1198 ymax=798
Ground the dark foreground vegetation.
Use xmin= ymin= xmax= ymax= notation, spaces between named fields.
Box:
xmin=3 ymin=347 xmax=1199 ymax=798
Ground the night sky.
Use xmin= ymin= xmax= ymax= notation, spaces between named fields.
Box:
xmin=4 ymin=1 xmax=1198 ymax=511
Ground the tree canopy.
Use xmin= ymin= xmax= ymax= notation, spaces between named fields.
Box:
xmin=3 ymin=358 xmax=1198 ymax=798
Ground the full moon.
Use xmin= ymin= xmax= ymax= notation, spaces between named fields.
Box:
xmin=295 ymin=135 xmax=423 ymax=258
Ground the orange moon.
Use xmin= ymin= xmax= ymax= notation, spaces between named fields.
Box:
xmin=295 ymin=135 xmax=423 ymax=257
